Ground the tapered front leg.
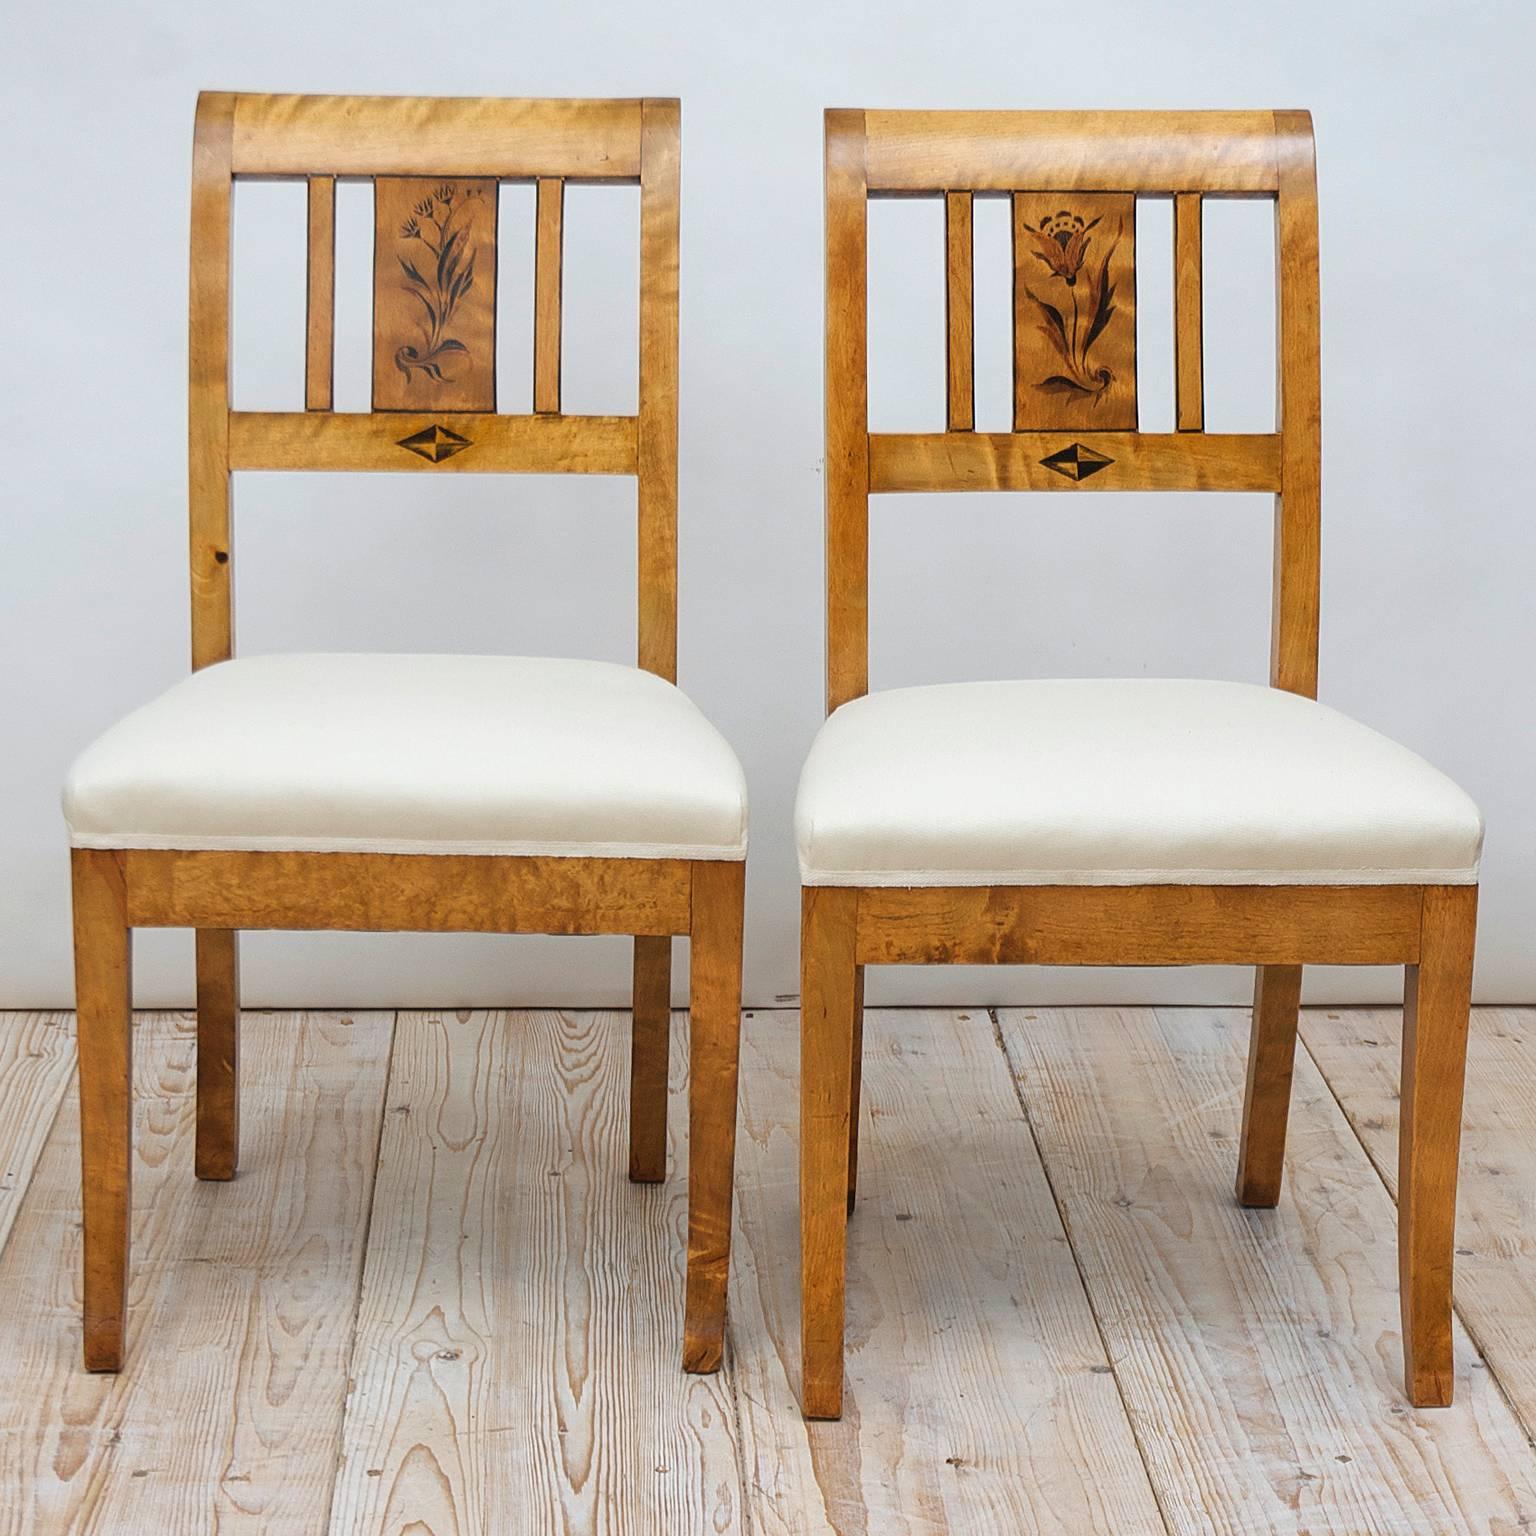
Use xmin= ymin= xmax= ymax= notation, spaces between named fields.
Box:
xmin=73 ymin=849 xmax=133 ymax=1372
xmin=682 ymin=862 xmax=745 ymax=1372
xmin=195 ymin=928 xmax=240 ymax=1180
xmin=1235 ymin=964 xmax=1303 ymax=1206
xmin=800 ymin=885 xmax=859 ymax=1419
xmin=629 ymin=935 xmax=672 ymax=1183
xmin=1400 ymin=884 xmax=1477 ymax=1407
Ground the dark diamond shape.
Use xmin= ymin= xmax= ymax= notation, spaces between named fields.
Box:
xmin=397 ymin=423 xmax=473 ymax=463
xmin=1039 ymin=442 xmax=1114 ymax=481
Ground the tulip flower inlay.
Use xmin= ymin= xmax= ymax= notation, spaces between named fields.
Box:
xmin=1020 ymin=207 xmax=1124 ymax=404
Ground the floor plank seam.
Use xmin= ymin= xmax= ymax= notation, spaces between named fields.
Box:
xmin=1300 ymin=1012 xmax=1536 ymax=1453
xmin=987 ymin=1006 xmax=1177 ymax=1536
xmin=0 ymin=1014 xmax=75 ymax=1274
xmin=321 ymin=1005 xmax=403 ymax=1536
xmin=721 ymin=1320 xmax=757 ymax=1536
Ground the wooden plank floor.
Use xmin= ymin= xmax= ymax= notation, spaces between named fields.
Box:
xmin=2 ymin=1005 xmax=1536 ymax=1534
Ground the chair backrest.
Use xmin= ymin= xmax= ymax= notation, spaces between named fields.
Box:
xmin=823 ymin=108 xmax=1320 ymax=713
xmin=189 ymin=93 xmax=680 ymax=678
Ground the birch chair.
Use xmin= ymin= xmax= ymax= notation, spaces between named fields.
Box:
xmin=63 ymin=93 xmax=747 ymax=1375
xmin=797 ymin=108 xmax=1483 ymax=1419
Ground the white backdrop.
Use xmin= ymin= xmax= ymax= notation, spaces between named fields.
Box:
xmin=4 ymin=0 xmax=1532 ymax=1009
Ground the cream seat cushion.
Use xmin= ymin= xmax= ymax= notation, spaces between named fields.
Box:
xmin=795 ymin=679 xmax=1481 ymax=887
xmin=64 ymin=653 xmax=748 ymax=860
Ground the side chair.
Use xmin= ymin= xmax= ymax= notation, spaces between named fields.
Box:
xmin=63 ymin=92 xmax=748 ymax=1375
xmin=796 ymin=108 xmax=1483 ymax=1418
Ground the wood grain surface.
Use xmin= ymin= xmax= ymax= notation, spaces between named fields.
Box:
xmin=372 ymin=177 xmax=497 ymax=412
xmin=1012 ymin=191 xmax=1136 ymax=431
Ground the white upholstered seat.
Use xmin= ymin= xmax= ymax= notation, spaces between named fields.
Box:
xmin=64 ymin=653 xmax=748 ymax=860
xmin=795 ymin=678 xmax=1481 ymax=888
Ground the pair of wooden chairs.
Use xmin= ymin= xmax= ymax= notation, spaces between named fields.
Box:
xmin=64 ymin=97 xmax=1483 ymax=1426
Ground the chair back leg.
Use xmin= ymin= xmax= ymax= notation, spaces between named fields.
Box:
xmin=682 ymin=860 xmax=745 ymax=1372
xmin=1235 ymin=963 xmax=1304 ymax=1206
xmin=73 ymin=849 xmax=134 ymax=1372
xmin=628 ymin=934 xmax=672 ymax=1183
xmin=195 ymin=928 xmax=240 ymax=1181
xmin=1400 ymin=883 xmax=1477 ymax=1406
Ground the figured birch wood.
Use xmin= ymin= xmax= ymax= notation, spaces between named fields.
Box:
xmin=824 ymin=109 xmax=870 ymax=713
xmin=305 ymin=176 xmax=335 ymax=411
xmin=1399 ymin=885 xmax=1478 ymax=1405
xmin=329 ymin=1009 xmax=741 ymax=1536
xmin=534 ymin=177 xmax=565 ymax=414
xmin=869 ymin=430 xmax=1279 ymax=493
xmin=1013 ymin=192 xmax=1136 ymax=431
xmin=682 ymin=860 xmax=746 ymax=1372
xmin=862 ymin=110 xmax=1286 ymax=193
xmin=229 ymin=410 xmax=637 ymax=474
xmin=1302 ymin=1004 xmax=1536 ymax=1444
xmin=637 ymin=98 xmax=681 ymax=681
xmin=1235 ymin=962 xmax=1303 ymax=1206
xmin=0 ymin=1013 xmax=74 ymax=1263
xmin=944 ymin=192 xmax=974 ymax=432
xmin=628 ymin=935 xmax=672 ymax=1182
xmin=193 ymin=927 xmax=239 ymax=1181
xmin=1173 ymin=193 xmax=1203 ymax=432
xmin=1272 ymin=110 xmax=1321 ymax=698
xmin=1001 ymin=1005 xmax=1536 ymax=1535
xmin=372 ymin=177 xmax=498 ymax=412
xmin=824 ymin=108 xmax=1319 ymax=720
xmin=798 ymin=886 xmax=858 ymax=1418
xmin=123 ymin=850 xmax=692 ymax=935
xmin=231 ymin=95 xmax=644 ymax=179
xmin=856 ymin=884 xmax=1423 ymax=967
xmin=732 ymin=1007 xmax=1165 ymax=1533
xmin=0 ymin=1011 xmax=392 ymax=1536
xmin=74 ymin=846 xmax=132 ymax=1370
xmin=189 ymin=92 xmax=235 ymax=672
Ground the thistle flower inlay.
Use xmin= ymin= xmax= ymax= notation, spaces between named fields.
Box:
xmin=394 ymin=183 xmax=483 ymax=385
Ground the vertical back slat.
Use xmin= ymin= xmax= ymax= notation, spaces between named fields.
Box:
xmin=1011 ymin=191 xmax=1137 ymax=431
xmin=637 ymin=99 xmax=680 ymax=682
xmin=372 ymin=177 xmax=498 ymax=412
xmin=189 ymin=92 xmax=236 ymax=671
xmin=944 ymin=191 xmax=974 ymax=432
xmin=305 ymin=176 xmax=335 ymax=412
xmin=1173 ymin=192 xmax=1203 ymax=432
xmin=1271 ymin=110 xmax=1321 ymax=698
xmin=534 ymin=176 xmax=564 ymax=414
xmin=825 ymin=110 xmax=870 ymax=714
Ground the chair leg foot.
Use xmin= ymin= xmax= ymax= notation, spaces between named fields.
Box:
xmin=682 ymin=864 xmax=743 ymax=1373
xmin=629 ymin=935 xmax=671 ymax=1184
xmin=1235 ymin=964 xmax=1303 ymax=1207
xmin=74 ymin=850 xmax=133 ymax=1374
xmin=800 ymin=885 xmax=858 ymax=1420
xmin=195 ymin=929 xmax=240 ymax=1181
xmin=1400 ymin=885 xmax=1476 ymax=1408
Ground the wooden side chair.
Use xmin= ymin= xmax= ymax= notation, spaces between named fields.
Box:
xmin=797 ymin=109 xmax=1483 ymax=1419
xmin=62 ymin=93 xmax=747 ymax=1375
